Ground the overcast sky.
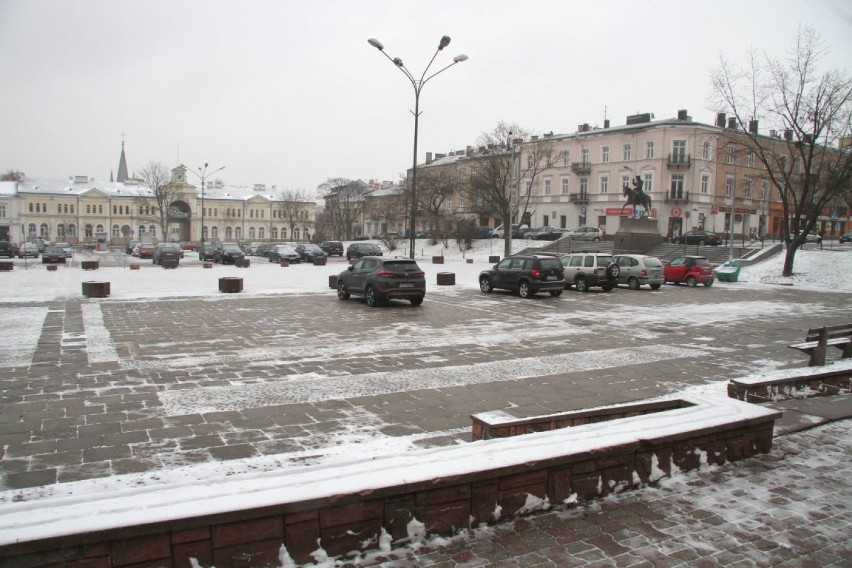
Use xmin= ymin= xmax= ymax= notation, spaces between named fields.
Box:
xmin=1 ymin=0 xmax=850 ymax=195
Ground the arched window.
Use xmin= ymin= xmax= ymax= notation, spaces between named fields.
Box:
xmin=271 ymin=227 xmax=278 ymax=239
xmin=68 ymin=224 xmax=77 ymax=237
xmin=211 ymin=226 xmax=218 ymax=238
xmin=280 ymin=228 xmax=287 ymax=239
xmin=28 ymin=223 xmax=36 ymax=236
xmin=225 ymin=227 xmax=233 ymax=239
xmin=39 ymin=223 xmax=49 ymax=237
xmin=294 ymin=228 xmax=301 ymax=240
xmin=57 ymin=224 xmax=65 ymax=237
xmin=235 ymin=226 xmax=242 ymax=239
xmin=112 ymin=225 xmax=120 ymax=237
xmin=248 ymin=227 xmax=256 ymax=239
xmin=258 ymin=227 xmax=265 ymax=239
xmin=202 ymin=226 xmax=208 ymax=239
xmin=96 ymin=224 xmax=105 ymax=235
xmin=148 ymin=225 xmax=156 ymax=237
xmin=85 ymin=224 xmax=93 ymax=237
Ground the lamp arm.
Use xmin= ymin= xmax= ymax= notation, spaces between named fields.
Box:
xmin=422 ymin=60 xmax=461 ymax=86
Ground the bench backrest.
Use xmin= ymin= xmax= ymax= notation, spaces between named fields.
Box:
xmin=804 ymin=324 xmax=852 ymax=343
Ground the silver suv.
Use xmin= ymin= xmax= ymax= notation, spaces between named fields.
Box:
xmin=613 ymin=254 xmax=664 ymax=290
xmin=566 ymin=226 xmax=604 ymax=241
xmin=560 ymin=253 xmax=619 ymax=292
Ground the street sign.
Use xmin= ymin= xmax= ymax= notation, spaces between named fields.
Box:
xmin=710 ymin=205 xmax=719 ymax=214
xmin=671 ymin=207 xmax=682 ymax=217
xmin=581 ymin=207 xmax=587 ymax=215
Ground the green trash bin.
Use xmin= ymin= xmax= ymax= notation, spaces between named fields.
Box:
xmin=714 ymin=262 xmax=741 ymax=282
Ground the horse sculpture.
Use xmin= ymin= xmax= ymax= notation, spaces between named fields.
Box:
xmin=621 ymin=176 xmax=653 ymax=216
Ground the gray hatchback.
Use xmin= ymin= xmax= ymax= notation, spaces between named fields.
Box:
xmin=613 ymin=254 xmax=664 ymax=290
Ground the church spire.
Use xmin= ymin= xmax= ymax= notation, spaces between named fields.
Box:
xmin=116 ymin=137 xmax=129 ymax=183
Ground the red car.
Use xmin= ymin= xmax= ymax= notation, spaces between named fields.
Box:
xmin=137 ymin=243 xmax=156 ymax=259
xmin=663 ymin=256 xmax=715 ymax=287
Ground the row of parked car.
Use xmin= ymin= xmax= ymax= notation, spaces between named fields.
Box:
xmin=0 ymin=240 xmax=73 ymax=259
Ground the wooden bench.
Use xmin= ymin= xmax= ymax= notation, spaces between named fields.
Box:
xmin=787 ymin=324 xmax=852 ymax=366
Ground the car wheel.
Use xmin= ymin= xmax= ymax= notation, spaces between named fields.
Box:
xmin=575 ymin=276 xmax=589 ymax=292
xmin=365 ymin=285 xmax=380 ymax=307
xmin=606 ymin=263 xmax=620 ymax=279
xmin=593 ymin=237 xmax=601 ymax=242
xmin=650 ymin=284 xmax=662 ymax=290
xmin=410 ymin=296 xmax=424 ymax=306
xmin=479 ymin=276 xmax=493 ymax=293
xmin=337 ymin=281 xmax=350 ymax=300
xmin=686 ymin=276 xmax=698 ymax=287
xmin=698 ymin=239 xmax=706 ymax=246
xmin=704 ymin=281 xmax=714 ymax=287
xmin=518 ymin=280 xmax=532 ymax=298
xmin=549 ymin=289 xmax=563 ymax=297
xmin=627 ymin=276 xmax=640 ymax=290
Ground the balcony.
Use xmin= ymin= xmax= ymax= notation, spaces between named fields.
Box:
xmin=569 ymin=192 xmax=590 ymax=204
xmin=667 ymin=153 xmax=691 ymax=169
xmin=571 ymin=161 xmax=592 ymax=175
xmin=663 ymin=191 xmax=690 ymax=205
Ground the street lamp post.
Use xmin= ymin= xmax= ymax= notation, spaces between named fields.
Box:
xmin=367 ymin=36 xmax=468 ymax=260
xmin=187 ymin=163 xmax=225 ymax=246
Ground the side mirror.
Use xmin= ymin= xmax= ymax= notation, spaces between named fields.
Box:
xmin=348 ymin=265 xmax=354 ymax=271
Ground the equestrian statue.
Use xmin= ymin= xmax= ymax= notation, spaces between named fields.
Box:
xmin=621 ymin=175 xmax=653 ymax=217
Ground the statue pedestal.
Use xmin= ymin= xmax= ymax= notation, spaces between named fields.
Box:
xmin=613 ymin=217 xmax=664 ymax=254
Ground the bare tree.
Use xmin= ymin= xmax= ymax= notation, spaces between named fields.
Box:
xmin=317 ymin=178 xmax=370 ymax=240
xmin=711 ymin=26 xmax=852 ymax=276
xmin=276 ymin=188 xmax=314 ymax=241
xmin=134 ymin=161 xmax=181 ymax=242
xmin=468 ymin=121 xmax=557 ymax=256
xmin=417 ymin=168 xmax=457 ymax=241
xmin=1 ymin=170 xmax=25 ymax=181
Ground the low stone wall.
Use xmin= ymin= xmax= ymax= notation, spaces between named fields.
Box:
xmin=727 ymin=360 xmax=852 ymax=402
xmin=0 ymin=395 xmax=780 ymax=568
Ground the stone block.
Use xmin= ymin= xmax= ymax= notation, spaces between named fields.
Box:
xmin=218 ymin=277 xmax=243 ymax=293
xmin=436 ymin=272 xmax=455 ymax=285
xmin=81 ymin=260 xmax=99 ymax=270
xmin=212 ymin=516 xmax=283 ymax=548
xmin=110 ymin=533 xmax=170 ymax=566
xmin=81 ymin=281 xmax=110 ymax=298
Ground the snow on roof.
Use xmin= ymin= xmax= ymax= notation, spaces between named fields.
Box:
xmin=16 ymin=177 xmax=154 ymax=197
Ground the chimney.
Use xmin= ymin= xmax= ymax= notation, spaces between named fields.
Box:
xmin=727 ymin=117 xmax=737 ymax=129
xmin=531 ymin=135 xmax=539 ymax=141
xmin=784 ymin=129 xmax=793 ymax=141
xmin=748 ymin=120 xmax=758 ymax=134
xmin=466 ymin=145 xmax=473 ymax=156
xmin=604 ymin=119 xmax=610 ymax=129
xmin=426 ymin=152 xmax=433 ymax=163
xmin=677 ymin=109 xmax=688 ymax=120
xmin=716 ymin=112 xmax=726 ymax=127
xmin=769 ymin=129 xmax=777 ymax=138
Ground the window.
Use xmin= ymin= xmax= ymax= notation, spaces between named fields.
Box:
xmin=68 ymin=224 xmax=77 ymax=237
xmin=98 ymin=205 xmax=103 ymax=214
xmin=601 ymin=146 xmax=609 ymax=163
xmin=761 ymin=180 xmax=770 ymax=201
xmin=85 ymin=224 xmax=93 ymax=237
xmin=579 ymin=177 xmax=588 ymax=197
xmin=645 ymin=141 xmax=655 ymax=159
xmin=726 ymin=175 xmax=735 ymax=197
xmin=234 ymin=227 xmax=241 ymax=239
xmin=294 ymin=228 xmax=301 ymax=240
xmin=642 ymin=173 xmax=653 ymax=194
xmin=744 ymin=178 xmax=753 ymax=199
xmin=562 ymin=150 xmax=569 ymax=166
xmin=112 ymin=225 xmax=120 ymax=237
xmin=211 ymin=226 xmax=218 ymax=238
xmin=149 ymin=225 xmax=156 ymax=237
xmin=258 ymin=227 xmax=265 ymax=239
xmin=39 ymin=223 xmax=48 ymax=237
xmin=672 ymin=140 xmax=686 ymax=163
xmin=701 ymin=174 xmax=710 ymax=194
xmin=561 ymin=178 xmax=569 ymax=194
xmin=670 ymin=175 xmax=685 ymax=199
xmin=581 ymin=148 xmax=589 ymax=165
xmin=544 ymin=179 xmax=551 ymax=195
xmin=35 ymin=203 xmax=40 ymax=213
xmin=703 ymin=141 xmax=711 ymax=160
xmin=28 ymin=223 xmax=36 ymax=236
xmin=57 ymin=223 xmax=64 ymax=236
xmin=29 ymin=203 xmax=34 ymax=212
xmin=524 ymin=180 xmax=532 ymax=195
xmin=249 ymin=227 xmax=256 ymax=238
xmin=727 ymin=146 xmax=736 ymax=164
xmin=86 ymin=204 xmax=91 ymax=214
xmin=113 ymin=205 xmax=117 ymax=215
xmin=746 ymin=150 xmax=754 ymax=167
xmin=621 ymin=174 xmax=630 ymax=188
xmin=0 ymin=205 xmax=5 ymax=217
xmin=623 ymin=144 xmax=632 ymax=161
xmin=600 ymin=175 xmax=608 ymax=194
xmin=527 ymin=155 xmax=533 ymax=169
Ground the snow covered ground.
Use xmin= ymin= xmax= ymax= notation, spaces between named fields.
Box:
xmin=0 ymin=240 xmax=849 ymax=566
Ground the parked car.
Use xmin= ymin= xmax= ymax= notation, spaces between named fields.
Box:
xmin=179 ymin=241 xmax=199 ymax=252
xmin=152 ymin=243 xmax=182 ymax=265
xmin=17 ymin=243 xmax=40 ymax=258
xmin=613 ymin=254 xmax=664 ymax=290
xmin=527 ymin=227 xmax=567 ymax=241
xmin=663 ymin=256 xmax=715 ymax=287
xmin=346 ymin=242 xmax=383 ymax=261
xmin=136 ymin=243 xmax=156 ymax=259
xmin=560 ymin=252 xmax=619 ymax=292
xmin=0 ymin=241 xmax=17 ymax=258
xmin=491 ymin=224 xmax=529 ymax=239
xmin=788 ymin=232 xmax=822 ymax=244
xmin=565 ymin=226 xmax=604 ymax=241
xmin=254 ymin=243 xmax=275 ymax=258
xmin=673 ymin=230 xmax=721 ymax=246
xmin=268 ymin=244 xmax=300 ymax=263
xmin=337 ymin=256 xmax=426 ymax=307
xmin=319 ymin=241 xmax=344 ymax=256
xmin=840 ymin=232 xmax=852 ymax=244
xmin=31 ymin=239 xmax=48 ymax=253
xmin=354 ymin=234 xmax=372 ymax=241
xmin=41 ymin=245 xmax=66 ymax=264
xmin=125 ymin=240 xmax=139 ymax=254
xmin=478 ymin=254 xmax=565 ymax=298
xmin=295 ymin=243 xmax=328 ymax=262
xmin=214 ymin=242 xmax=245 ymax=264
xmin=55 ymin=242 xmax=73 ymax=258
xmin=198 ymin=243 xmax=219 ymax=261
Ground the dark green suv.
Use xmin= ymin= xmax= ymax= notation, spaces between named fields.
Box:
xmin=346 ymin=242 xmax=383 ymax=261
xmin=479 ymin=255 xmax=565 ymax=298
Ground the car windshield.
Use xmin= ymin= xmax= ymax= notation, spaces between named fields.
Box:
xmin=302 ymin=244 xmax=322 ymax=252
xmin=222 ymin=243 xmax=241 ymax=251
xmin=161 ymin=244 xmax=180 ymax=250
xmin=694 ymin=258 xmax=711 ymax=266
xmin=45 ymin=246 xmax=63 ymax=253
xmin=276 ymin=246 xmax=296 ymax=253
